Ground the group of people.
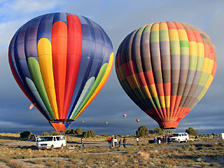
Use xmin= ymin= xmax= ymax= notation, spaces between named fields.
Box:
xmin=107 ymin=136 xmax=126 ymax=148
xmin=154 ymin=135 xmax=169 ymax=144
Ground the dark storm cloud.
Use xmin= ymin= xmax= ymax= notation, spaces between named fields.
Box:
xmin=0 ymin=0 xmax=223 ymax=135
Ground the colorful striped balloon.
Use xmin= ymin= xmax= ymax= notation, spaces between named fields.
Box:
xmin=115 ymin=21 xmax=217 ymax=129
xmin=8 ymin=13 xmax=113 ymax=132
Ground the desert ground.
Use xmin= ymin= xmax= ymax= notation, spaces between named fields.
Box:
xmin=0 ymin=133 xmax=223 ymax=168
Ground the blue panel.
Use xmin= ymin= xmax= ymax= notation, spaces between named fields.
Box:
xmin=37 ymin=13 xmax=54 ymax=42
xmin=9 ymin=21 xmax=50 ymax=121
xmin=53 ymin=12 xmax=67 ymax=25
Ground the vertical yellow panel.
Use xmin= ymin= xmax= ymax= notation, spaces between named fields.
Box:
xmin=37 ymin=38 xmax=59 ymax=119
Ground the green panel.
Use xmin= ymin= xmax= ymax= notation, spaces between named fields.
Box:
xmin=72 ymin=63 xmax=108 ymax=119
xmin=121 ymin=78 xmax=132 ymax=91
xmin=198 ymin=87 xmax=207 ymax=100
xmin=143 ymin=24 xmax=152 ymax=33
xmin=180 ymin=41 xmax=189 ymax=48
xmin=170 ymin=41 xmax=180 ymax=55
xmin=132 ymin=87 xmax=144 ymax=100
xmin=150 ymin=31 xmax=159 ymax=42
xmin=146 ymin=97 xmax=157 ymax=109
xmin=152 ymin=97 xmax=161 ymax=108
xmin=137 ymin=26 xmax=145 ymax=35
xmin=159 ymin=30 xmax=169 ymax=41
xmin=70 ymin=77 xmax=95 ymax=119
xmin=189 ymin=55 xmax=197 ymax=70
xmin=196 ymin=56 xmax=204 ymax=71
xmin=198 ymin=72 xmax=210 ymax=86
xmin=27 ymin=57 xmax=54 ymax=119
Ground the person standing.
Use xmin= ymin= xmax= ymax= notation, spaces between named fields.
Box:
xmin=107 ymin=137 xmax=112 ymax=149
xmin=154 ymin=137 xmax=157 ymax=143
xmin=114 ymin=136 xmax=118 ymax=147
xmin=136 ymin=137 xmax=139 ymax=145
xmin=81 ymin=138 xmax=84 ymax=148
xmin=123 ymin=137 xmax=126 ymax=148
xmin=119 ymin=139 xmax=122 ymax=148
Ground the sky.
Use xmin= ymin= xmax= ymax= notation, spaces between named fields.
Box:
xmin=0 ymin=0 xmax=224 ymax=135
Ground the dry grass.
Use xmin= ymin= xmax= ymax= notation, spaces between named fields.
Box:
xmin=0 ymin=133 xmax=223 ymax=167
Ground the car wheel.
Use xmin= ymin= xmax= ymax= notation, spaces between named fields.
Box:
xmin=61 ymin=144 xmax=63 ymax=150
xmin=50 ymin=145 xmax=54 ymax=150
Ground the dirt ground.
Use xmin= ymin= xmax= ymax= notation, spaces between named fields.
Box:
xmin=1 ymin=137 xmax=223 ymax=168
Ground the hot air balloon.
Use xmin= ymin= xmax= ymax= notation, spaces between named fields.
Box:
xmin=105 ymin=122 xmax=108 ymax=125
xmin=8 ymin=12 xmax=114 ymax=133
xmin=115 ymin=21 xmax=216 ymax=129
xmin=136 ymin=119 xmax=140 ymax=122
xmin=123 ymin=114 xmax=127 ymax=118
xmin=81 ymin=121 xmax=84 ymax=124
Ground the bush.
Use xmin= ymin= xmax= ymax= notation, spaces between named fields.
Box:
xmin=83 ymin=130 xmax=96 ymax=138
xmin=20 ymin=131 xmax=32 ymax=139
xmin=101 ymin=134 xmax=108 ymax=137
xmin=65 ymin=129 xmax=76 ymax=134
xmin=50 ymin=131 xmax=59 ymax=135
xmin=136 ymin=126 xmax=148 ymax=137
xmin=42 ymin=132 xmax=50 ymax=136
xmin=185 ymin=127 xmax=199 ymax=136
xmin=76 ymin=128 xmax=82 ymax=134
xmin=154 ymin=128 xmax=165 ymax=134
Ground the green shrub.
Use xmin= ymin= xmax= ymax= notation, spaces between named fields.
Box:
xmin=20 ymin=131 xmax=32 ymax=139
xmin=136 ymin=126 xmax=148 ymax=137
xmin=50 ymin=131 xmax=59 ymax=135
xmin=42 ymin=132 xmax=49 ymax=136
xmin=83 ymin=130 xmax=96 ymax=138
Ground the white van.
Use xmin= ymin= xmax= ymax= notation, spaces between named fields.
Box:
xmin=36 ymin=135 xmax=66 ymax=150
xmin=169 ymin=133 xmax=189 ymax=143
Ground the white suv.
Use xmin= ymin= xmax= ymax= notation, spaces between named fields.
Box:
xmin=36 ymin=136 xmax=66 ymax=150
xmin=169 ymin=133 xmax=189 ymax=143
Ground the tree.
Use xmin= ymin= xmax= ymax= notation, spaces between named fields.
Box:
xmin=20 ymin=131 xmax=32 ymax=139
xmin=185 ymin=127 xmax=199 ymax=136
xmin=148 ymin=129 xmax=154 ymax=134
xmin=76 ymin=128 xmax=82 ymax=134
xmin=65 ymin=129 xmax=76 ymax=134
xmin=154 ymin=128 xmax=165 ymax=134
xmin=42 ymin=132 xmax=49 ymax=136
xmin=50 ymin=131 xmax=59 ymax=135
xmin=136 ymin=126 xmax=148 ymax=137
xmin=83 ymin=130 xmax=96 ymax=138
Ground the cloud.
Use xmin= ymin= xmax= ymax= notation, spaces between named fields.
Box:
xmin=0 ymin=0 xmax=223 ymax=135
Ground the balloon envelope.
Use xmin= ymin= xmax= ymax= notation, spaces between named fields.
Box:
xmin=123 ymin=114 xmax=127 ymax=118
xmin=9 ymin=12 xmax=113 ymax=132
xmin=115 ymin=21 xmax=216 ymax=129
xmin=136 ymin=119 xmax=140 ymax=122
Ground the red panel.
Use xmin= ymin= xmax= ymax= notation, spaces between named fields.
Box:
xmin=170 ymin=95 xmax=177 ymax=116
xmin=186 ymin=30 xmax=196 ymax=42
xmin=175 ymin=22 xmax=185 ymax=30
xmin=63 ymin=14 xmax=82 ymax=119
xmin=163 ymin=83 xmax=171 ymax=96
xmin=167 ymin=22 xmax=177 ymax=30
xmin=144 ymin=71 xmax=155 ymax=85
xmin=155 ymin=83 xmax=165 ymax=96
xmin=211 ymin=63 xmax=217 ymax=77
xmin=52 ymin=21 xmax=68 ymax=119
xmin=137 ymin=72 xmax=147 ymax=86
xmin=193 ymin=31 xmax=203 ymax=43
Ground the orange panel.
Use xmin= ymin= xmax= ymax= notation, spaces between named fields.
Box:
xmin=52 ymin=21 xmax=67 ymax=119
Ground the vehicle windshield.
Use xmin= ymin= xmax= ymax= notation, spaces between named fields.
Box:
xmin=36 ymin=137 xmax=53 ymax=142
